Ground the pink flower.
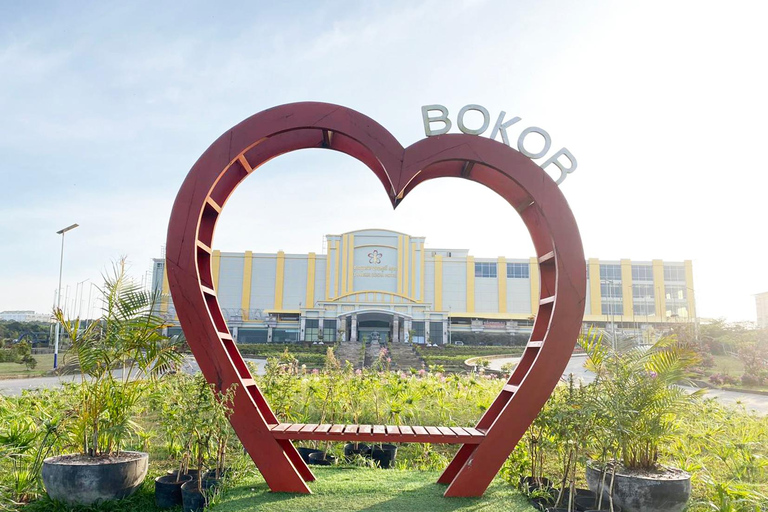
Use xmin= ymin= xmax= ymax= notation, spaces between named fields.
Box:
xmin=311 ymin=369 xmax=320 ymax=375
xmin=355 ymin=369 xmax=363 ymax=376
xmin=386 ymin=357 xmax=392 ymax=363
xmin=418 ymin=369 xmax=426 ymax=377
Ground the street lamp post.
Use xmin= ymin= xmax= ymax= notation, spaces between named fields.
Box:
xmin=54 ymin=223 xmax=79 ymax=369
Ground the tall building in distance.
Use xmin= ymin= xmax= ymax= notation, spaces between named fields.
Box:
xmin=153 ymin=229 xmax=696 ymax=344
xmin=756 ymin=292 xmax=768 ymax=329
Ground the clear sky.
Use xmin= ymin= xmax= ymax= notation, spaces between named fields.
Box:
xmin=1 ymin=0 xmax=766 ymax=321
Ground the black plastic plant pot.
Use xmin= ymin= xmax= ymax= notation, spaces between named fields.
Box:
xmin=155 ymin=474 xmax=192 ymax=509
xmin=180 ymin=480 xmax=206 ymax=512
xmin=344 ymin=442 xmax=371 ymax=460
xmin=297 ymin=447 xmax=323 ymax=464
xmin=181 ymin=478 xmax=220 ymax=512
xmin=370 ymin=444 xmax=397 ymax=469
xmin=531 ymin=495 xmax=555 ymax=511
xmin=308 ymin=452 xmax=337 ymax=466
xmin=583 ymin=507 xmax=622 ymax=512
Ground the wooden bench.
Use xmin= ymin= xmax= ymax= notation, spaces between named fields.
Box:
xmin=269 ymin=423 xmax=486 ymax=444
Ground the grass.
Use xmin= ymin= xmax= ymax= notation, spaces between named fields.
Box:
xmin=712 ymin=354 xmax=745 ymax=375
xmin=415 ymin=345 xmax=525 ymax=372
xmin=24 ymin=467 xmax=531 ymax=512
xmin=0 ymin=354 xmax=54 ymax=378
xmin=216 ymin=467 xmax=530 ymax=512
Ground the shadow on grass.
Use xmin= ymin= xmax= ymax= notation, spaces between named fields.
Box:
xmin=216 ymin=468 xmax=530 ymax=512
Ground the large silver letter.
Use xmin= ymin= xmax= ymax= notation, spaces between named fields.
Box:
xmin=542 ymin=147 xmax=578 ymax=184
xmin=489 ymin=111 xmax=521 ymax=146
xmin=457 ymin=104 xmax=490 ymax=135
xmin=517 ymin=127 xmax=552 ymax=159
xmin=421 ymin=105 xmax=451 ymax=136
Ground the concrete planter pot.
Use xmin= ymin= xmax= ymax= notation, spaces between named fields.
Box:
xmin=42 ymin=451 xmax=148 ymax=506
xmin=586 ymin=463 xmax=691 ymax=512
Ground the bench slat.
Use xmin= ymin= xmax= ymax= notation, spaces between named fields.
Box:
xmin=425 ymin=426 xmax=442 ymax=436
xmin=373 ymin=425 xmax=386 ymax=435
xmin=329 ymin=424 xmax=345 ymax=434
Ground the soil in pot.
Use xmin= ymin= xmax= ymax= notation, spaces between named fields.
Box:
xmin=531 ymin=494 xmax=556 ymax=511
xmin=167 ymin=468 xmax=201 ymax=480
xmin=297 ymin=447 xmax=323 ymax=464
xmin=308 ymin=452 xmax=337 ymax=466
xmin=344 ymin=442 xmax=371 ymax=461
xmin=155 ymin=474 xmax=192 ymax=509
xmin=370 ymin=444 xmax=397 ymax=469
xmin=42 ymin=451 xmax=149 ymax=506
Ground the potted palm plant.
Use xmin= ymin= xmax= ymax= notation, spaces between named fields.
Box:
xmin=582 ymin=334 xmax=702 ymax=512
xmin=42 ymin=259 xmax=183 ymax=506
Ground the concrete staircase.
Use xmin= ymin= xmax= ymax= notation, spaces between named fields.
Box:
xmin=387 ymin=343 xmax=426 ymax=371
xmin=335 ymin=341 xmax=363 ymax=369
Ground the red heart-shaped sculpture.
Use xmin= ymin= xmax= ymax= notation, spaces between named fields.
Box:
xmin=166 ymin=102 xmax=585 ymax=497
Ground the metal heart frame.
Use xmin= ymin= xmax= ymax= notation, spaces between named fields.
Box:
xmin=166 ymin=102 xmax=586 ymax=497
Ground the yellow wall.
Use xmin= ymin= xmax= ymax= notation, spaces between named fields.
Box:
xmin=212 ymin=250 xmax=221 ymax=290
xmin=341 ymin=235 xmax=348 ymax=296
xmin=161 ymin=264 xmax=170 ymax=314
xmin=466 ymin=256 xmax=475 ymax=313
xmin=306 ymin=252 xmax=316 ymax=308
xmin=434 ymin=255 xmax=443 ymax=311
xmin=274 ymin=251 xmax=285 ymax=310
xmin=419 ymin=243 xmax=425 ymax=301
xmin=621 ymin=259 xmax=633 ymax=317
xmin=332 ymin=240 xmax=339 ymax=298
xmin=241 ymin=251 xmax=253 ymax=320
xmin=685 ymin=260 xmax=696 ymax=318
xmin=410 ymin=241 xmax=416 ymax=299
xmin=653 ymin=259 xmax=666 ymax=319
xmin=588 ymin=258 xmax=601 ymax=315
xmin=396 ymin=235 xmax=403 ymax=295
xmin=347 ymin=234 xmax=354 ymax=294
xmin=497 ymin=257 xmax=507 ymax=313
xmin=529 ymin=257 xmax=539 ymax=315
xmin=403 ymin=235 xmax=410 ymax=298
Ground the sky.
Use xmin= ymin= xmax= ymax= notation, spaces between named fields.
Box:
xmin=1 ymin=0 xmax=767 ymax=322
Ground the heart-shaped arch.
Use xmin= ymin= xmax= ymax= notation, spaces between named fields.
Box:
xmin=166 ymin=102 xmax=586 ymax=497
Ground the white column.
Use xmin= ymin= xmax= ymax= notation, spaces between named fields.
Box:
xmin=393 ymin=316 xmax=400 ymax=343
xmin=300 ymin=317 xmax=306 ymax=342
xmin=351 ymin=313 xmax=358 ymax=342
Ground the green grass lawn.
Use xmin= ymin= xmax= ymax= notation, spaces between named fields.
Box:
xmin=0 ymin=353 xmax=54 ymax=378
xmin=712 ymin=354 xmax=745 ymax=375
xmin=216 ymin=467 xmax=531 ymax=512
xmin=25 ymin=467 xmax=532 ymax=512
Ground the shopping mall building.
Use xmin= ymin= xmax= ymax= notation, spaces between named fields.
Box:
xmin=152 ymin=229 xmax=696 ymax=344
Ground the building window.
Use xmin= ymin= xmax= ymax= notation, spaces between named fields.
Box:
xmin=633 ymin=303 xmax=656 ymax=316
xmin=666 ymin=305 xmax=689 ymax=318
xmin=631 ymin=265 xmax=653 ymax=281
xmin=601 ymin=303 xmax=623 ymax=315
xmin=600 ymin=264 xmax=622 ymax=281
xmin=632 ymin=283 xmax=655 ymax=299
xmin=239 ymin=328 xmax=268 ymax=343
xmin=475 ymin=262 xmax=497 ymax=278
xmin=305 ymin=319 xmax=319 ymax=342
xmin=665 ymin=285 xmax=687 ymax=301
xmin=600 ymin=282 xmax=622 ymax=299
xmin=429 ymin=321 xmax=444 ymax=344
xmin=664 ymin=265 xmax=685 ymax=282
xmin=323 ymin=319 xmax=337 ymax=342
xmin=507 ymin=262 xmax=529 ymax=279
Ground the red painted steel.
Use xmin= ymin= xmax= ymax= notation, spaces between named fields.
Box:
xmin=165 ymin=102 xmax=585 ymax=497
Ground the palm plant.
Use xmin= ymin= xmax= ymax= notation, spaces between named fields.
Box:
xmin=582 ymin=332 xmax=703 ymax=509
xmin=54 ymin=258 xmax=183 ymax=457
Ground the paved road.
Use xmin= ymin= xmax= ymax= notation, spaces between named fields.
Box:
xmin=0 ymin=356 xmax=267 ymax=397
xmin=490 ymin=354 xmax=768 ymax=415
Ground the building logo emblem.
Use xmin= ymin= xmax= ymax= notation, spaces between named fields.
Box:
xmin=368 ymin=250 xmax=382 ymax=264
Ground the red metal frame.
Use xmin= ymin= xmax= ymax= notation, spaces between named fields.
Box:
xmin=165 ymin=102 xmax=585 ymax=497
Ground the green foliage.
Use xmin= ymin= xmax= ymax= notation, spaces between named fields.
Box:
xmin=414 ymin=345 xmax=524 ymax=372
xmin=53 ymin=258 xmax=183 ymax=457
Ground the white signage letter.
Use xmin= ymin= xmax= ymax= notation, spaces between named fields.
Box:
xmin=542 ymin=147 xmax=578 ymax=184
xmin=517 ymin=127 xmax=552 ymax=159
xmin=457 ymin=104 xmax=490 ymax=135
xmin=489 ymin=111 xmax=521 ymax=146
xmin=421 ymin=105 xmax=451 ymax=136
